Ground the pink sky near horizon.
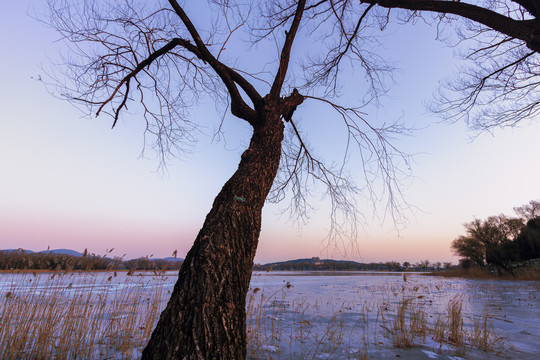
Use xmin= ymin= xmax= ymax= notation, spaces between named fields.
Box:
xmin=1 ymin=209 xmax=459 ymax=264
xmin=1 ymin=1 xmax=539 ymax=265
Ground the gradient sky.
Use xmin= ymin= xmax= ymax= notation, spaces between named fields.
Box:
xmin=1 ymin=1 xmax=539 ymax=264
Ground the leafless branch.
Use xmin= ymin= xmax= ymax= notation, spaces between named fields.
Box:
xmin=270 ymin=94 xmax=413 ymax=254
xmin=269 ymin=0 xmax=306 ymax=99
xmin=360 ymin=0 xmax=540 ymax=131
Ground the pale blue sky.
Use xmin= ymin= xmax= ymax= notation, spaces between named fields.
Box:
xmin=1 ymin=1 xmax=539 ymax=264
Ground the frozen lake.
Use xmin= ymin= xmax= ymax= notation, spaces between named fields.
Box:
xmin=249 ymin=271 xmax=540 ymax=359
xmin=0 ymin=271 xmax=538 ymax=359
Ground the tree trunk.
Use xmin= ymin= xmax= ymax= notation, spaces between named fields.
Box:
xmin=141 ymin=109 xmax=284 ymax=360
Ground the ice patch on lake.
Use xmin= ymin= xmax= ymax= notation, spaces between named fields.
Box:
xmin=261 ymin=345 xmax=279 ymax=353
xmin=421 ymin=349 xmax=439 ymax=358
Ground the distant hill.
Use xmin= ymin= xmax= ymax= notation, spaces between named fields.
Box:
xmin=158 ymin=257 xmax=184 ymax=262
xmin=254 ymin=257 xmax=385 ymax=271
xmin=1 ymin=248 xmax=83 ymax=256
xmin=39 ymin=249 xmax=83 ymax=257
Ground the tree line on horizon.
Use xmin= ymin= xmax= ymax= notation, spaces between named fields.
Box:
xmin=1 ymin=249 xmax=452 ymax=272
xmin=0 ymin=250 xmax=183 ymax=272
xmin=451 ymin=200 xmax=540 ymax=273
xmin=253 ymin=258 xmax=453 ymax=272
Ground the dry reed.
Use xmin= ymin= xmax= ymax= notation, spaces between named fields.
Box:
xmin=0 ymin=271 xmax=166 ymax=359
xmin=391 ymin=297 xmax=427 ymax=348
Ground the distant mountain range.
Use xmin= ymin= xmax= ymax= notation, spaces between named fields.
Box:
xmin=3 ymin=248 xmax=82 ymax=256
xmin=159 ymin=257 xmax=184 ymax=262
xmin=41 ymin=249 xmax=84 ymax=257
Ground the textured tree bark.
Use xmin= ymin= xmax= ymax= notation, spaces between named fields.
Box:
xmin=141 ymin=108 xmax=284 ymax=360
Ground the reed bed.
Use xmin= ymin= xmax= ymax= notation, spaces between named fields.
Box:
xmin=0 ymin=271 xmax=167 ymax=360
xmin=0 ymin=272 xmax=515 ymax=359
xmin=245 ymin=280 xmax=511 ymax=359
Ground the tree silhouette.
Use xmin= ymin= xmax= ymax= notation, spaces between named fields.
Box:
xmin=515 ymin=217 xmax=540 ymax=260
xmin=457 ymin=216 xmax=523 ymax=271
xmin=451 ymin=234 xmax=486 ymax=267
xmin=44 ymin=0 xmax=539 ymax=358
xmin=451 ymin=202 xmax=540 ymax=272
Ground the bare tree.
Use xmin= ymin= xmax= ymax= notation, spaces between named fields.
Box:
xmin=44 ymin=1 xmax=409 ymax=358
xmin=42 ymin=0 xmax=539 ymax=358
xmin=453 ymin=215 xmax=523 ymax=271
xmin=418 ymin=259 xmax=431 ymax=269
xmin=514 ymin=199 xmax=540 ymax=220
xmin=451 ymin=234 xmax=486 ymax=267
xmin=361 ymin=0 xmax=540 ymax=131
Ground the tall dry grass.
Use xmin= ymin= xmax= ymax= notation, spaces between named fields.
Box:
xmin=447 ymin=295 xmax=466 ymax=354
xmin=0 ymin=271 xmax=166 ymax=359
xmin=391 ymin=297 xmax=427 ymax=348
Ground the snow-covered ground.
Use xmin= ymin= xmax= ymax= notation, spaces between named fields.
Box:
xmin=0 ymin=271 xmax=538 ymax=359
